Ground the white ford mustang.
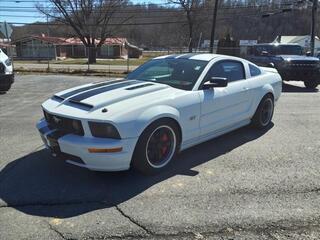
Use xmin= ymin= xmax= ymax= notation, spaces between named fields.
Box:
xmin=37 ymin=53 xmax=282 ymax=174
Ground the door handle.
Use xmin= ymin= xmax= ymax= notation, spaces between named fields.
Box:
xmin=243 ymin=87 xmax=249 ymax=91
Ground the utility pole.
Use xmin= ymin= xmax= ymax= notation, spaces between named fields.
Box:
xmin=4 ymin=21 xmax=8 ymax=43
xmin=196 ymin=32 xmax=202 ymax=52
xmin=310 ymin=0 xmax=318 ymax=56
xmin=209 ymin=0 xmax=219 ymax=53
xmin=46 ymin=15 xmax=50 ymax=70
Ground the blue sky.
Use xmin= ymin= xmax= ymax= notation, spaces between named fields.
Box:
xmin=0 ymin=0 xmax=166 ymax=25
xmin=0 ymin=0 xmax=46 ymax=24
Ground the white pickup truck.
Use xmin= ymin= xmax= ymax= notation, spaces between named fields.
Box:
xmin=0 ymin=49 xmax=14 ymax=93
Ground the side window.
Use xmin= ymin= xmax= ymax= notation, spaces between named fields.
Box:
xmin=207 ymin=61 xmax=245 ymax=82
xmin=249 ymin=64 xmax=261 ymax=77
xmin=254 ymin=46 xmax=262 ymax=56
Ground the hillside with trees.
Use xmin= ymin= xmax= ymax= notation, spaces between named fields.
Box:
xmin=11 ymin=0 xmax=318 ymax=50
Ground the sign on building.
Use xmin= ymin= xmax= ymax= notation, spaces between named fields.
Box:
xmin=201 ymin=40 xmax=218 ymax=48
xmin=239 ymin=40 xmax=258 ymax=46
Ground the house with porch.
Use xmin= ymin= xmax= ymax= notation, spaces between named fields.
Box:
xmin=13 ymin=35 xmax=142 ymax=60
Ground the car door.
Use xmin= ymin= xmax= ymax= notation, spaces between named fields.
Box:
xmin=198 ymin=60 xmax=251 ymax=137
xmin=249 ymin=45 xmax=273 ymax=67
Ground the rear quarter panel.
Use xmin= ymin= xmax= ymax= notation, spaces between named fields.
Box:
xmin=247 ymin=69 xmax=282 ymax=117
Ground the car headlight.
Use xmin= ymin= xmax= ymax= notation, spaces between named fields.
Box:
xmin=89 ymin=122 xmax=121 ymax=139
xmin=280 ymin=61 xmax=290 ymax=68
xmin=5 ymin=58 xmax=12 ymax=66
xmin=71 ymin=120 xmax=84 ymax=135
xmin=43 ymin=110 xmax=52 ymax=122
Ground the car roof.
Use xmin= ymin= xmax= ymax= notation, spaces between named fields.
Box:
xmin=153 ymin=53 xmax=244 ymax=62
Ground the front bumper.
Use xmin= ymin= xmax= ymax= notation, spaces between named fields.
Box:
xmin=277 ymin=67 xmax=320 ymax=81
xmin=36 ymin=118 xmax=138 ymax=171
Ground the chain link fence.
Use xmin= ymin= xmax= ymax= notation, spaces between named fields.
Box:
xmin=0 ymin=44 xmax=276 ymax=76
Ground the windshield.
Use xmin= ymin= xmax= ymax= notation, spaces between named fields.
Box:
xmin=275 ymin=45 xmax=303 ymax=55
xmin=254 ymin=45 xmax=303 ymax=55
xmin=126 ymin=58 xmax=208 ymax=90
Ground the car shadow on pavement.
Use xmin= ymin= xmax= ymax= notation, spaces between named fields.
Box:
xmin=282 ymin=82 xmax=319 ymax=93
xmin=0 ymin=124 xmax=273 ymax=218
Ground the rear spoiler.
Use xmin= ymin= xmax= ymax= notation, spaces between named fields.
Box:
xmin=260 ymin=67 xmax=279 ymax=74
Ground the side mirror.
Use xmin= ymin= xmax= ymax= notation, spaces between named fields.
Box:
xmin=203 ymin=77 xmax=228 ymax=89
xmin=261 ymin=51 xmax=269 ymax=56
xmin=306 ymin=51 xmax=312 ymax=56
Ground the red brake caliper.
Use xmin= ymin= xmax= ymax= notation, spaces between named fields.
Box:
xmin=161 ymin=133 xmax=169 ymax=155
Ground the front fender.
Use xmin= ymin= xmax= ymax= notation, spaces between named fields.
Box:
xmin=133 ymin=105 xmax=180 ymax=137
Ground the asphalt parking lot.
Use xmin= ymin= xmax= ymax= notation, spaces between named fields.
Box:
xmin=0 ymin=74 xmax=320 ymax=240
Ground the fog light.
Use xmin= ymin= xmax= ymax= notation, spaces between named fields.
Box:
xmin=88 ymin=147 xmax=123 ymax=153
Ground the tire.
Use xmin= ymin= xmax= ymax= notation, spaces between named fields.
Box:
xmin=0 ymin=84 xmax=12 ymax=93
xmin=251 ymin=94 xmax=274 ymax=129
xmin=131 ymin=118 xmax=180 ymax=175
xmin=304 ymin=81 xmax=319 ymax=89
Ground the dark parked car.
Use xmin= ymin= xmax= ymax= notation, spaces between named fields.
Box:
xmin=247 ymin=43 xmax=320 ymax=89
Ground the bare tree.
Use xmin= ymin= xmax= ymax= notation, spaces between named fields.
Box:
xmin=168 ymin=0 xmax=203 ymax=52
xmin=37 ymin=0 xmax=128 ymax=63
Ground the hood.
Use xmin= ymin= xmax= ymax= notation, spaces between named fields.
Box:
xmin=51 ymin=79 xmax=175 ymax=112
xmin=277 ymin=55 xmax=319 ymax=62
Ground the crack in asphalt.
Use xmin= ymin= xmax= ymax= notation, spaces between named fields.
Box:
xmin=67 ymin=224 xmax=320 ymax=240
xmin=115 ymin=205 xmax=152 ymax=236
xmin=44 ymin=219 xmax=67 ymax=240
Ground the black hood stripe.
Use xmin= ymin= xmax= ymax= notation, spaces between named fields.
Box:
xmin=69 ymin=80 xmax=141 ymax=102
xmin=58 ymin=79 xmax=128 ymax=99
xmin=125 ymin=83 xmax=154 ymax=90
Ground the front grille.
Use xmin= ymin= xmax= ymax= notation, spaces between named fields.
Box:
xmin=60 ymin=153 xmax=85 ymax=164
xmin=43 ymin=110 xmax=84 ymax=136
xmin=289 ymin=60 xmax=319 ymax=69
xmin=291 ymin=60 xmax=318 ymax=65
xmin=0 ymin=63 xmax=5 ymax=73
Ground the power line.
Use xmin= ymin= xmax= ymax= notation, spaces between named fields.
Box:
xmin=0 ymin=1 xmax=302 ymax=13
xmin=0 ymin=14 xmax=184 ymax=19
xmin=1 ymin=0 xmax=172 ymax=5
xmin=2 ymin=10 xmax=284 ymax=26
xmin=7 ymin=20 xmax=188 ymax=26
xmin=0 ymin=14 xmax=46 ymax=18
xmin=1 ymin=8 xmax=182 ymax=13
xmin=1 ymin=7 xmax=288 ymax=20
xmin=0 ymin=6 xmax=299 ymax=16
xmin=0 ymin=0 xmax=49 ymax=1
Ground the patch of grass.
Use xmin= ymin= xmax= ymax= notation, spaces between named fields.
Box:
xmin=15 ymin=67 xmax=127 ymax=77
